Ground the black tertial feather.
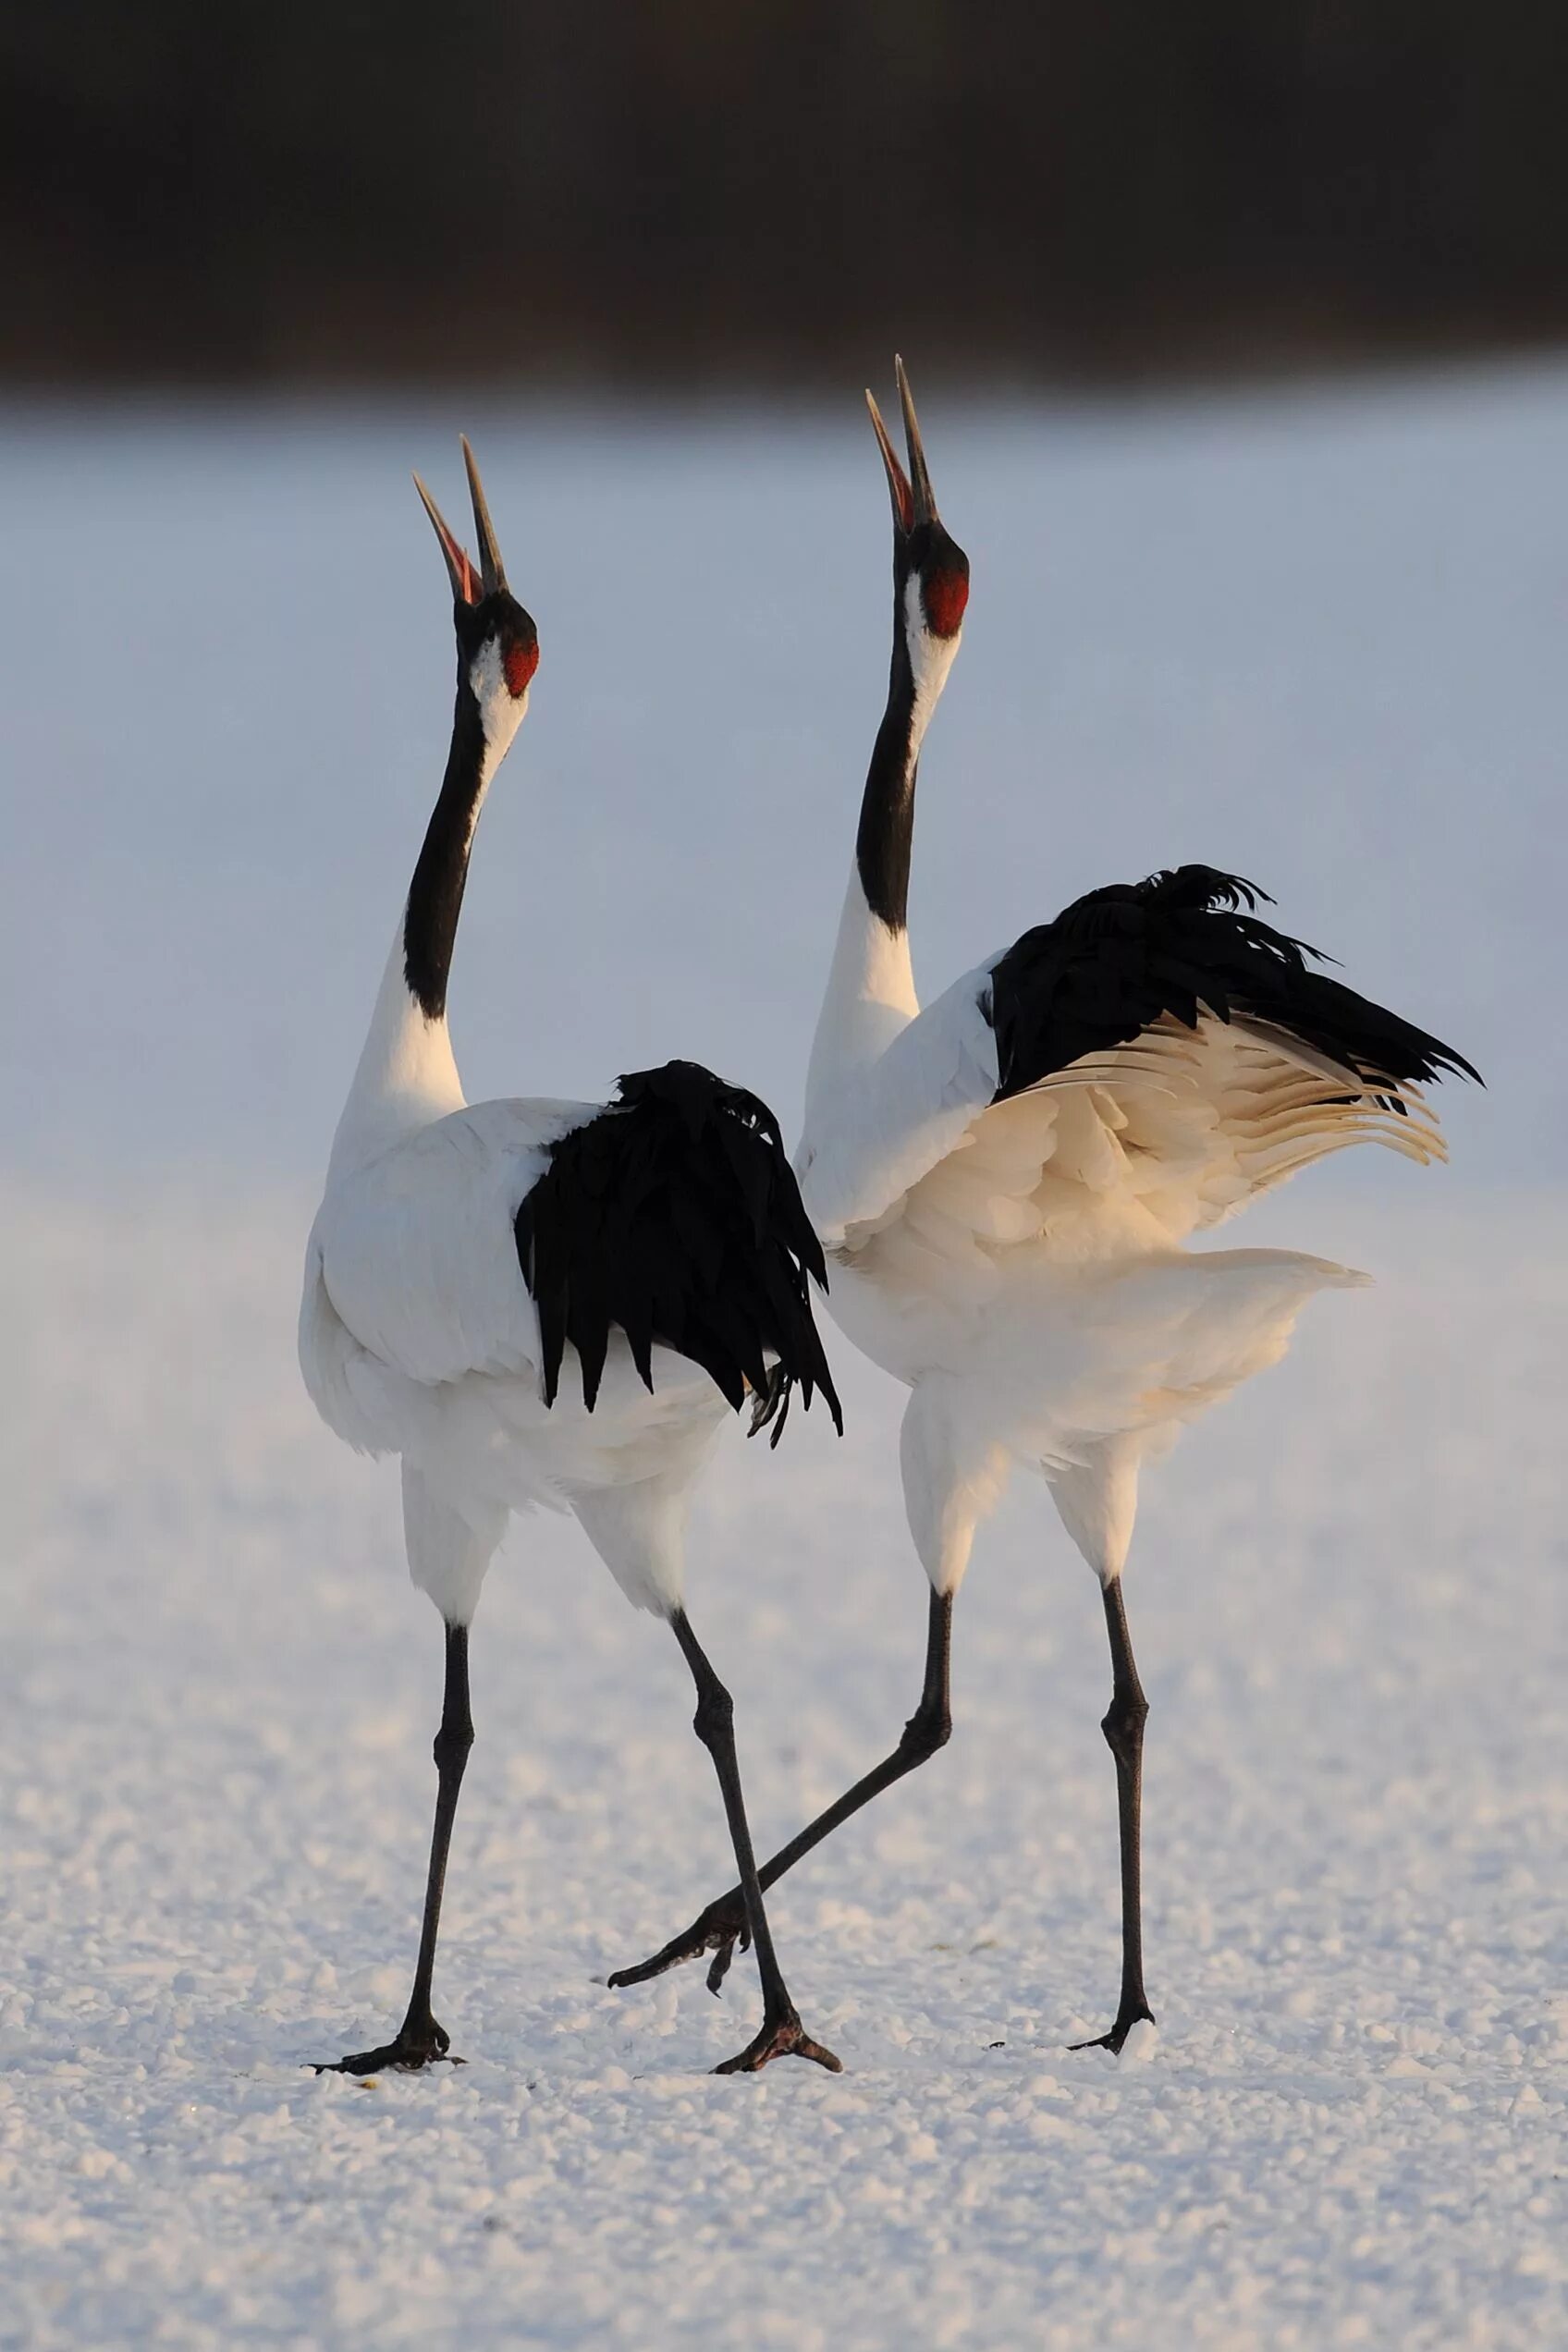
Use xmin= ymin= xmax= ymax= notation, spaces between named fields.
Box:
xmin=514 ymin=1061 xmax=842 ymax=1437
xmin=984 ymin=866 xmax=1479 ymax=1108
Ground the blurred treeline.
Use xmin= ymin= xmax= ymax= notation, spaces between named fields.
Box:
xmin=6 ymin=0 xmax=1567 ymax=388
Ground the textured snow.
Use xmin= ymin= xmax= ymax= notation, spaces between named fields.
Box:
xmin=6 ymin=1188 xmax=1565 ymax=2348
xmin=4 ymin=366 xmax=1565 ymax=2345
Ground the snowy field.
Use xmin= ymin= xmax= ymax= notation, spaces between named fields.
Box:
xmin=4 ymin=363 xmax=1565 ymax=2346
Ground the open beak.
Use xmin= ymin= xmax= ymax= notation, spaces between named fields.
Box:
xmin=412 ymin=435 xmax=509 ymax=605
xmin=865 ymin=356 xmax=938 ymax=535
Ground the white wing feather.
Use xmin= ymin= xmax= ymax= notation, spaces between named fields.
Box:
xmin=799 ymin=956 xmax=1003 ymax=1249
xmin=801 ymin=962 xmax=1448 ymax=1286
xmin=310 ymin=1096 xmax=597 ymax=1386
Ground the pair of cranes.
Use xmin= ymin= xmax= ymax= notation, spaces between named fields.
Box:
xmin=300 ymin=367 xmax=1474 ymax=2077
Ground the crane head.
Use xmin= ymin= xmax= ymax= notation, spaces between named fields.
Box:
xmin=413 ymin=438 xmax=540 ymax=744
xmin=865 ymin=358 xmax=970 ymax=648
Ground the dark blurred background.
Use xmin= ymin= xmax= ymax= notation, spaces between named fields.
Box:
xmin=6 ymin=0 xmax=1568 ymax=390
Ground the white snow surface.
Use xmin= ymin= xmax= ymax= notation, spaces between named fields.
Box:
xmin=6 ymin=1185 xmax=1566 ymax=2348
xmin=4 ymin=366 xmax=1566 ymax=2345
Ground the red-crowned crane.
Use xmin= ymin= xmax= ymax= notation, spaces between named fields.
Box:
xmin=611 ymin=366 xmax=1476 ymax=2052
xmin=300 ymin=443 xmax=841 ymax=2076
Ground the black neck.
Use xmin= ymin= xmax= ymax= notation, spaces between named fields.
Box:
xmin=855 ymin=620 xmax=918 ymax=932
xmin=404 ymin=671 xmax=486 ymax=1021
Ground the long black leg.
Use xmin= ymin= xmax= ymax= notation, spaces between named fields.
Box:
xmin=319 ymin=1623 xmax=474 ymax=2075
xmin=668 ymin=1609 xmax=840 ymax=2074
xmin=1071 ymin=1576 xmax=1154 ymax=2053
xmin=611 ymin=1591 xmax=952 ymax=1993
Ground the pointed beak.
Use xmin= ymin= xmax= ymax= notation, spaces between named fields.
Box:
xmin=460 ymin=435 xmax=508 ymax=597
xmin=865 ymin=355 xmax=938 ymax=535
xmin=412 ymin=437 xmax=509 ymax=606
xmin=413 ymin=472 xmax=479 ymax=604
xmin=894 ymin=357 xmax=937 ymax=526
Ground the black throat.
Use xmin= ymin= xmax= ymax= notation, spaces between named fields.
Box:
xmin=403 ymin=668 xmax=487 ymax=1022
xmin=855 ymin=619 xmax=918 ymax=932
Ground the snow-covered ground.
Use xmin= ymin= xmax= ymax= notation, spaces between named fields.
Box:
xmin=6 ymin=1187 xmax=1565 ymax=2348
xmin=4 ymin=363 xmax=1565 ymax=2346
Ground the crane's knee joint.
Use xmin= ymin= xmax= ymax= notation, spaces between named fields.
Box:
xmin=433 ymin=1720 xmax=475 ymax=1774
xmin=692 ymin=1681 xmax=734 ymax=1750
xmin=1100 ymin=1690 xmax=1148 ymax=1763
xmin=900 ymin=1700 xmax=951 ymax=1762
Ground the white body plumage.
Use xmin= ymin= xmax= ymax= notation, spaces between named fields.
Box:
xmin=297 ymin=568 xmax=728 ymax=1626
xmin=800 ymin=907 xmax=1389 ymax=1589
xmin=798 ymin=374 xmax=1459 ymax=1601
xmin=803 ymin=888 xmax=1401 ymax=1589
xmin=296 ymin=438 xmax=846 ymax=2080
xmin=300 ymin=1056 xmax=729 ymax=1623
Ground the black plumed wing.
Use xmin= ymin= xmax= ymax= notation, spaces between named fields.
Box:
xmin=985 ymin=866 xmax=1478 ymax=1109
xmin=514 ymin=1060 xmax=842 ymax=1437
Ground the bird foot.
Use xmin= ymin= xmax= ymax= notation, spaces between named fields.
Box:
xmin=1070 ymin=2003 xmax=1154 ymax=2056
xmin=713 ymin=2007 xmax=842 ymax=2076
xmin=315 ymin=2015 xmax=461 ymax=2076
xmin=607 ymin=1896 xmax=750 ymax=1995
